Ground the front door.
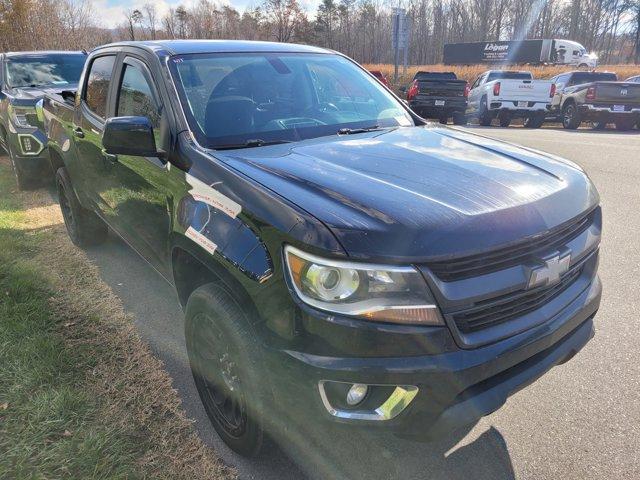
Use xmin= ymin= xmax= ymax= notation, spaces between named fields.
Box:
xmin=104 ymin=56 xmax=172 ymax=277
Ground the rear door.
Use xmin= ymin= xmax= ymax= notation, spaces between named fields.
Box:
xmin=72 ymin=54 xmax=117 ymax=213
xmin=104 ymin=55 xmax=172 ymax=276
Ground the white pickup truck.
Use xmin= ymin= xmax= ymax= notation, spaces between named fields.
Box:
xmin=467 ymin=70 xmax=554 ymax=128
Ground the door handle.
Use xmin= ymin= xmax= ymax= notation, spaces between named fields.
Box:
xmin=73 ymin=127 xmax=84 ymax=138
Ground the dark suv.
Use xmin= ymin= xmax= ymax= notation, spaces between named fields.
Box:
xmin=42 ymin=40 xmax=601 ymax=462
xmin=0 ymin=51 xmax=85 ymax=189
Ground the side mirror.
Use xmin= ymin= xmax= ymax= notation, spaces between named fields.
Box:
xmin=103 ymin=116 xmax=159 ymax=157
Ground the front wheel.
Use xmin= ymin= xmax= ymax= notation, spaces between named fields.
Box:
xmin=452 ymin=112 xmax=467 ymax=125
xmin=615 ymin=118 xmax=636 ymax=131
xmin=56 ymin=167 xmax=107 ymax=247
xmin=498 ymin=111 xmax=511 ymax=128
xmin=185 ymin=283 xmax=266 ymax=457
xmin=523 ymin=113 xmax=545 ymax=129
xmin=7 ymin=146 xmax=38 ymax=191
xmin=562 ymin=103 xmax=581 ymax=129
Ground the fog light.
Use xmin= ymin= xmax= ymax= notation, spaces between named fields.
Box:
xmin=346 ymin=383 xmax=368 ymax=406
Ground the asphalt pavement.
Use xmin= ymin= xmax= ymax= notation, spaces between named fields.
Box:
xmin=81 ymin=126 xmax=640 ymax=479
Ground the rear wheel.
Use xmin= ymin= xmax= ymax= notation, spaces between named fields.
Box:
xmin=591 ymin=121 xmax=607 ymax=130
xmin=478 ymin=97 xmax=492 ymax=126
xmin=56 ymin=167 xmax=107 ymax=247
xmin=186 ymin=283 xmax=266 ymax=457
xmin=498 ymin=111 xmax=511 ymax=128
xmin=615 ymin=118 xmax=636 ymax=131
xmin=438 ymin=115 xmax=448 ymax=125
xmin=562 ymin=103 xmax=581 ymax=129
xmin=523 ymin=113 xmax=545 ymax=129
xmin=452 ymin=112 xmax=467 ymax=125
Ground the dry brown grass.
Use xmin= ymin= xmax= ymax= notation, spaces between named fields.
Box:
xmin=4 ymin=157 xmax=236 ymax=480
xmin=364 ymin=63 xmax=640 ymax=88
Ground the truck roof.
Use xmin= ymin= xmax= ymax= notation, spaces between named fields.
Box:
xmin=93 ymin=40 xmax=331 ymax=56
xmin=3 ymin=51 xmax=85 ymax=58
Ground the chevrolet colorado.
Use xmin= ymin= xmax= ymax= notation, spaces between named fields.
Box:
xmin=41 ymin=40 xmax=601 ymax=459
xmin=0 ymin=51 xmax=86 ymax=189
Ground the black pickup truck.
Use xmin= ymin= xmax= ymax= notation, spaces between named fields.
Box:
xmin=405 ymin=71 xmax=468 ymax=124
xmin=549 ymin=71 xmax=640 ymax=130
xmin=41 ymin=40 xmax=600 ymax=475
xmin=0 ymin=51 xmax=85 ymax=189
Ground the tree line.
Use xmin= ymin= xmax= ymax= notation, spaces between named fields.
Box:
xmin=1 ymin=0 xmax=639 ymax=64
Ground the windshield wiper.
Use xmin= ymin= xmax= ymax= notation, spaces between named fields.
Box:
xmin=213 ymin=139 xmax=294 ymax=150
xmin=337 ymin=125 xmax=385 ymax=135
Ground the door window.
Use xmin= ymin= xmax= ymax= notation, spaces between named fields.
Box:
xmin=84 ymin=55 xmax=116 ymax=119
xmin=116 ymin=62 xmax=161 ymax=128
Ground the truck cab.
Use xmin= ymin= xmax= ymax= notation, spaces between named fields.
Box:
xmin=553 ymin=39 xmax=598 ymax=69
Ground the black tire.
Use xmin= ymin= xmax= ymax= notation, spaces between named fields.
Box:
xmin=615 ymin=118 xmax=636 ymax=131
xmin=498 ymin=111 xmax=511 ymax=128
xmin=478 ymin=97 xmax=492 ymax=126
xmin=591 ymin=121 xmax=607 ymax=130
xmin=56 ymin=167 xmax=107 ymax=247
xmin=452 ymin=112 xmax=467 ymax=125
xmin=7 ymin=145 xmax=38 ymax=191
xmin=562 ymin=103 xmax=581 ymax=130
xmin=438 ymin=116 xmax=448 ymax=125
xmin=523 ymin=113 xmax=545 ymax=129
xmin=185 ymin=283 xmax=266 ymax=457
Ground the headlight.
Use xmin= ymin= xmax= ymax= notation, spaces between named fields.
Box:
xmin=284 ymin=245 xmax=443 ymax=325
xmin=8 ymin=104 xmax=37 ymax=128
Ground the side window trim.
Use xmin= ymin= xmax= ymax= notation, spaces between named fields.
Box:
xmin=82 ymin=54 xmax=117 ymax=122
xmin=116 ymin=56 xmax=162 ymax=118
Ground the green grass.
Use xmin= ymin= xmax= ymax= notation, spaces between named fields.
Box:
xmin=0 ymin=165 xmax=147 ymax=479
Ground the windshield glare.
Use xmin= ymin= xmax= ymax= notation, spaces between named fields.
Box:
xmin=5 ymin=54 xmax=86 ymax=88
xmin=170 ymin=53 xmax=414 ymax=148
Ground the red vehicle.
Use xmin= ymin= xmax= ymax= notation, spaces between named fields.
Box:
xmin=369 ymin=70 xmax=390 ymax=88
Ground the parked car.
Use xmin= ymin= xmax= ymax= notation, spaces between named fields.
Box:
xmin=467 ymin=70 xmax=554 ymax=127
xmin=0 ymin=51 xmax=86 ymax=189
xmin=42 ymin=40 xmax=601 ymax=460
xmin=368 ymin=69 xmax=390 ymax=88
xmin=549 ymin=71 xmax=640 ymax=130
xmin=405 ymin=71 xmax=468 ymax=124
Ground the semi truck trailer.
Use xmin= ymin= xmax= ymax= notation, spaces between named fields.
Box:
xmin=444 ymin=39 xmax=597 ymax=68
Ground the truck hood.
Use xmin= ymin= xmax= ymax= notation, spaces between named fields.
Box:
xmin=218 ymin=126 xmax=599 ymax=261
xmin=8 ymin=84 xmax=78 ymax=103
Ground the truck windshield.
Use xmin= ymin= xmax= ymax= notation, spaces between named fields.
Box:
xmin=169 ymin=52 xmax=414 ymax=149
xmin=5 ymin=54 xmax=86 ymax=88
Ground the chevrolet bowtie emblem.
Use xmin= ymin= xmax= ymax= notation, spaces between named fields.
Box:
xmin=528 ymin=251 xmax=571 ymax=289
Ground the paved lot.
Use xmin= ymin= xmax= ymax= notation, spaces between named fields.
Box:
xmin=77 ymin=126 xmax=640 ymax=479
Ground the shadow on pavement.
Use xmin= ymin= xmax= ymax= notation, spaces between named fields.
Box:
xmin=85 ymin=232 xmax=515 ymax=480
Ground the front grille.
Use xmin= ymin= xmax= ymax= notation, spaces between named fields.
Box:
xmin=427 ymin=209 xmax=596 ymax=282
xmin=451 ymin=265 xmax=584 ymax=334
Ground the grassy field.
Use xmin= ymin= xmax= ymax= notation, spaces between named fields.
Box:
xmin=364 ymin=63 xmax=640 ymax=88
xmin=0 ymin=158 xmax=235 ymax=479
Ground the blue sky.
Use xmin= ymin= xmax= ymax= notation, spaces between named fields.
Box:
xmin=98 ymin=0 xmax=321 ymax=28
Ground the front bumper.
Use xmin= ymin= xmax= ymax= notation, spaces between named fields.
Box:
xmin=267 ymin=274 xmax=600 ymax=440
xmin=6 ymin=126 xmax=50 ymax=175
